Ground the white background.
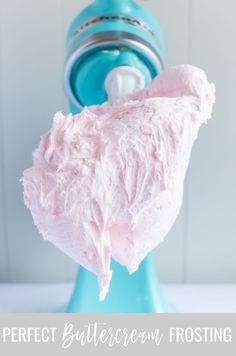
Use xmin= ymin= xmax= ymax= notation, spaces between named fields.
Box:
xmin=0 ymin=0 xmax=235 ymax=285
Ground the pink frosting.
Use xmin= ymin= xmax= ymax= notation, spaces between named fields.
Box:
xmin=22 ymin=65 xmax=215 ymax=300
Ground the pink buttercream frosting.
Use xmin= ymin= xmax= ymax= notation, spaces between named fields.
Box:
xmin=22 ymin=65 xmax=215 ymax=300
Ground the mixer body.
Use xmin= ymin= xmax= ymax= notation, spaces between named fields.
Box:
xmin=67 ymin=254 xmax=171 ymax=313
xmin=64 ymin=0 xmax=164 ymax=111
xmin=64 ymin=0 xmax=171 ymax=313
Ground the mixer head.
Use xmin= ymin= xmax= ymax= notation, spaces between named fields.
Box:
xmin=64 ymin=0 xmax=164 ymax=112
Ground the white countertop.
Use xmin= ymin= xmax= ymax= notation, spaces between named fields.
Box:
xmin=0 ymin=284 xmax=235 ymax=313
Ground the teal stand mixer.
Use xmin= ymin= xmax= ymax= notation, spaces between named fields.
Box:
xmin=64 ymin=0 xmax=171 ymax=312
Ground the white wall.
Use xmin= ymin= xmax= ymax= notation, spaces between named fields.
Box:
xmin=0 ymin=0 xmax=235 ymax=284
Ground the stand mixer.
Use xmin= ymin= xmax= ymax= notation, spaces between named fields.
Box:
xmin=64 ymin=0 xmax=171 ymax=312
